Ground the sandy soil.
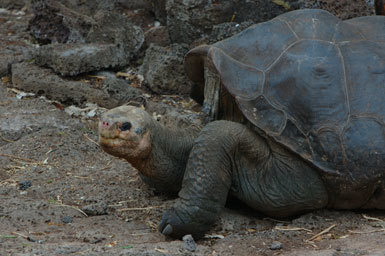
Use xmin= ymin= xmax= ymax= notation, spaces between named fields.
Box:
xmin=1 ymin=79 xmax=385 ymax=255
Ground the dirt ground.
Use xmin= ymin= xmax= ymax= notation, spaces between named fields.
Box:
xmin=1 ymin=78 xmax=385 ymax=256
xmin=1 ymin=5 xmax=385 ymax=256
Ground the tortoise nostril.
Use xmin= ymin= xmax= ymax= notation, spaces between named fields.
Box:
xmin=101 ymin=121 xmax=111 ymax=128
xmin=120 ymin=122 xmax=132 ymax=131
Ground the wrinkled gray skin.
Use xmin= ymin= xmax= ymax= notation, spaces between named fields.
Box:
xmin=99 ymin=106 xmax=327 ymax=239
xmin=98 ymin=106 xmax=198 ymax=193
xmin=158 ymin=121 xmax=328 ymax=239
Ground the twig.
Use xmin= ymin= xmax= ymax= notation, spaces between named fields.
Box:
xmin=127 ymin=232 xmax=153 ymax=236
xmin=274 ymin=226 xmax=313 ymax=232
xmin=73 ymin=175 xmax=91 ymax=179
xmin=363 ymin=214 xmax=384 ymax=222
xmin=88 ymin=75 xmax=106 ymax=80
xmin=54 ymin=204 xmax=88 ymax=217
xmin=10 ymin=158 xmax=39 ymax=166
xmin=117 ymin=206 xmax=162 ymax=212
xmin=348 ymin=229 xmax=385 ymax=234
xmin=7 ymin=165 xmax=26 ymax=170
xmin=11 ymin=232 xmax=28 ymax=239
xmin=263 ymin=217 xmax=291 ymax=223
xmin=0 ymin=100 xmax=11 ymax=106
xmin=0 ymin=153 xmax=37 ymax=163
xmin=83 ymin=134 xmax=99 ymax=146
xmin=306 ymin=224 xmax=337 ymax=241
xmin=304 ymin=240 xmax=319 ymax=248
xmin=0 ymin=133 xmax=15 ymax=143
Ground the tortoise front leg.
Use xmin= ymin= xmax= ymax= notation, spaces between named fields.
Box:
xmin=158 ymin=121 xmax=251 ymax=239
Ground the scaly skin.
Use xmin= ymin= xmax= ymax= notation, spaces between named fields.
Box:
xmin=98 ymin=107 xmax=328 ymax=240
xmin=98 ymin=105 xmax=199 ymax=193
xmin=159 ymin=121 xmax=328 ymax=239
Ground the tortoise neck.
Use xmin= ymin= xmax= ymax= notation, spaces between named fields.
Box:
xmin=135 ymin=120 xmax=199 ymax=193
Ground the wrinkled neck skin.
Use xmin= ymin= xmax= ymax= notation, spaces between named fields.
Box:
xmin=128 ymin=121 xmax=199 ymax=194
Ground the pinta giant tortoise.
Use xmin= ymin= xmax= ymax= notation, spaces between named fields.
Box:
xmin=99 ymin=9 xmax=385 ymax=239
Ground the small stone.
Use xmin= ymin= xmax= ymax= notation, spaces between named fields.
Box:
xmin=183 ymin=234 xmax=197 ymax=252
xmin=270 ymin=241 xmax=283 ymax=250
xmin=81 ymin=202 xmax=108 ymax=216
xmin=61 ymin=216 xmax=73 ymax=224
xmin=18 ymin=180 xmax=32 ymax=190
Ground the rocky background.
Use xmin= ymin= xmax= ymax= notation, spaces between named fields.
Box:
xmin=1 ymin=1 xmax=384 ymax=255
xmin=0 ymin=0 xmax=376 ymax=107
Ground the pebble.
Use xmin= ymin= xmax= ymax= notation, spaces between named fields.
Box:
xmin=19 ymin=180 xmax=32 ymax=190
xmin=61 ymin=216 xmax=73 ymax=224
xmin=269 ymin=241 xmax=283 ymax=250
xmin=81 ymin=202 xmax=108 ymax=216
xmin=183 ymin=234 xmax=197 ymax=252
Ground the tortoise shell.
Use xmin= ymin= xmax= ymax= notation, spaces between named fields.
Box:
xmin=185 ymin=9 xmax=385 ymax=207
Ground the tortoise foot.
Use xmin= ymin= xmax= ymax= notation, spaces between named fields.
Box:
xmin=158 ymin=208 xmax=209 ymax=240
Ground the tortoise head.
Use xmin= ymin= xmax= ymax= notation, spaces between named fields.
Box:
xmin=98 ymin=106 xmax=153 ymax=163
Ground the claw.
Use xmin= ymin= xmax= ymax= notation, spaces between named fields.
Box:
xmin=162 ymin=224 xmax=173 ymax=235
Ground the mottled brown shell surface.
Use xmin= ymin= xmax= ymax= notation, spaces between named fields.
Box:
xmin=185 ymin=9 xmax=385 ymax=207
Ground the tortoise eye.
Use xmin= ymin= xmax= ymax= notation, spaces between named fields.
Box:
xmin=120 ymin=122 xmax=132 ymax=131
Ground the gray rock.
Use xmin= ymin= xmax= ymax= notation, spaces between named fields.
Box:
xmin=165 ymin=0 xmax=375 ymax=45
xmin=182 ymin=234 xmax=197 ymax=252
xmin=81 ymin=202 xmax=108 ymax=216
xmin=165 ymin=0 xmax=292 ymax=45
xmin=146 ymin=101 xmax=204 ymax=129
xmin=0 ymin=45 xmax=36 ymax=77
xmin=0 ymin=0 xmax=29 ymax=9
xmin=28 ymin=0 xmax=96 ymax=44
xmin=57 ymin=0 xmax=153 ymax=16
xmin=11 ymin=62 xmax=120 ymax=108
xmin=86 ymin=10 xmax=144 ymax=55
xmin=296 ymin=0 xmax=375 ymax=19
xmin=189 ymin=21 xmax=254 ymax=47
xmin=116 ymin=0 xmax=152 ymax=10
xmin=19 ymin=180 xmax=32 ymax=190
xmin=166 ymin=0 xmax=232 ymax=45
xmin=151 ymin=0 xmax=167 ymax=24
xmin=208 ymin=21 xmax=254 ymax=44
xmin=144 ymin=26 xmax=170 ymax=48
xmin=35 ymin=43 xmax=128 ymax=76
xmin=269 ymin=241 xmax=283 ymax=250
xmin=102 ymin=77 xmax=141 ymax=104
xmin=0 ymin=5 xmax=37 ymax=76
xmin=139 ymin=44 xmax=192 ymax=94
xmin=61 ymin=216 xmax=73 ymax=224
xmin=32 ymin=9 xmax=144 ymax=76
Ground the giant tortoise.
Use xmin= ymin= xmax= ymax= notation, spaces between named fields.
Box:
xmin=98 ymin=9 xmax=385 ymax=239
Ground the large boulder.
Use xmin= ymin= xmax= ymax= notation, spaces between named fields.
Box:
xmin=151 ymin=0 xmax=167 ymax=24
xmin=28 ymin=0 xmax=96 ymax=44
xmin=86 ymin=11 xmax=144 ymax=54
xmin=139 ymin=44 xmax=192 ymax=94
xmin=33 ymin=9 xmax=144 ymax=76
xmin=165 ymin=0 xmax=375 ymax=45
xmin=0 ymin=7 xmax=36 ymax=76
xmin=11 ymin=62 xmax=135 ymax=108
xmin=297 ymin=0 xmax=374 ymax=19
xmin=143 ymin=26 xmax=171 ymax=48
xmin=35 ymin=43 xmax=129 ymax=76
xmin=0 ymin=45 xmax=35 ymax=77
xmin=165 ymin=0 xmax=297 ymax=45
xmin=0 ymin=0 xmax=29 ymax=9
xmin=101 ymin=76 xmax=141 ymax=104
xmin=208 ymin=21 xmax=254 ymax=44
xmin=58 ymin=0 xmax=153 ymax=16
